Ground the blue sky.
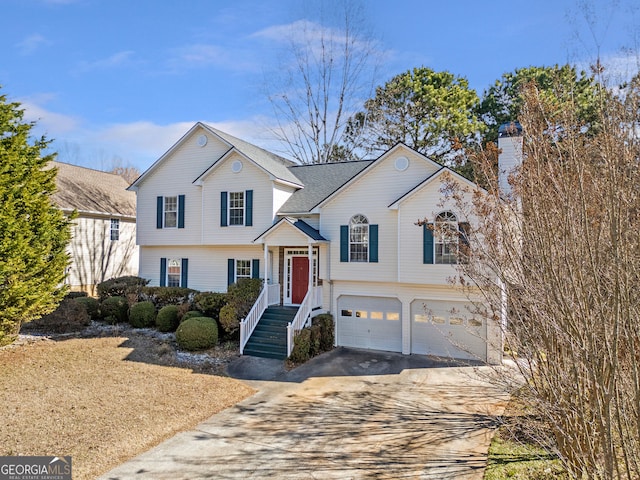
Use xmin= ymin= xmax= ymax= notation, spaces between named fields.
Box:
xmin=1 ymin=0 xmax=638 ymax=172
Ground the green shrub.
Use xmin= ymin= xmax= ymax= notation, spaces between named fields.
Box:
xmin=218 ymin=303 xmax=238 ymax=335
xmin=65 ymin=291 xmax=88 ymax=299
xmin=141 ymin=286 xmax=197 ymax=308
xmin=129 ymin=301 xmax=156 ymax=328
xmin=289 ymin=328 xmax=311 ymax=363
xmin=181 ymin=310 xmax=204 ymax=322
xmin=314 ymin=314 xmax=335 ymax=352
xmin=21 ymin=298 xmax=90 ymax=334
xmin=74 ymin=296 xmax=99 ymax=319
xmin=156 ymin=305 xmax=180 ymax=332
xmin=176 ymin=317 xmax=218 ymax=351
xmin=97 ymin=276 xmax=149 ymax=301
xmin=227 ymin=278 xmax=262 ymax=318
xmin=193 ymin=292 xmax=227 ymax=318
xmin=100 ymin=296 xmax=128 ymax=324
xmin=309 ymin=323 xmax=322 ymax=357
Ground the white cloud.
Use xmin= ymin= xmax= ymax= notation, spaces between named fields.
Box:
xmin=165 ymin=43 xmax=258 ymax=73
xmin=76 ymin=51 xmax=135 ymax=72
xmin=20 ymin=98 xmax=80 ymax=135
xmin=16 ymin=34 xmax=50 ymax=55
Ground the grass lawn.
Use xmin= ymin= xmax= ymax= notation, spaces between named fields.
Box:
xmin=0 ymin=334 xmax=255 ymax=479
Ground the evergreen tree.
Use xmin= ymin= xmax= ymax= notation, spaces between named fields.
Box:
xmin=0 ymin=90 xmax=72 ymax=346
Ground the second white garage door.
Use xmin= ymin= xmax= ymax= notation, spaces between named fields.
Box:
xmin=337 ymin=296 xmax=402 ymax=352
xmin=411 ymin=299 xmax=487 ymax=361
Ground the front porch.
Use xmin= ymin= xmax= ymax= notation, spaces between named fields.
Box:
xmin=240 ymin=218 xmax=327 ymax=359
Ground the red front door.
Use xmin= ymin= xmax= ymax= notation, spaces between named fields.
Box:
xmin=291 ymin=257 xmax=309 ymax=304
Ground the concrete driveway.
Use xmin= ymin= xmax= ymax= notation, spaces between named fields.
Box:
xmin=99 ymin=348 xmax=508 ymax=480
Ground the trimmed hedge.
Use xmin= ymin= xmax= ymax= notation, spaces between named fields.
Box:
xmin=193 ymin=292 xmax=227 ymax=319
xmin=181 ymin=310 xmax=204 ymax=322
xmin=74 ymin=296 xmax=99 ymax=319
xmin=97 ymin=276 xmax=149 ymax=300
xmin=141 ymin=286 xmax=197 ymax=309
xmin=289 ymin=314 xmax=335 ymax=364
xmin=100 ymin=296 xmax=128 ymax=324
xmin=129 ymin=301 xmax=156 ymax=328
xmin=218 ymin=303 xmax=238 ymax=335
xmin=289 ymin=328 xmax=311 ymax=363
xmin=156 ymin=305 xmax=180 ymax=332
xmin=22 ymin=298 xmax=90 ymax=334
xmin=176 ymin=317 xmax=218 ymax=351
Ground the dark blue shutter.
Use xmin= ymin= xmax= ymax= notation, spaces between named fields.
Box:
xmin=340 ymin=225 xmax=349 ymax=262
xmin=227 ymin=258 xmax=235 ymax=287
xmin=178 ymin=195 xmax=185 ymax=229
xmin=157 ymin=197 xmax=163 ymax=229
xmin=181 ymin=258 xmax=188 ymax=287
xmin=369 ymin=224 xmax=378 ymax=263
xmin=221 ymin=192 xmax=228 ymax=227
xmin=160 ymin=258 xmax=167 ymax=286
xmin=423 ymin=224 xmax=434 ymax=264
xmin=245 ymin=190 xmax=253 ymax=226
xmin=252 ymin=259 xmax=260 ymax=279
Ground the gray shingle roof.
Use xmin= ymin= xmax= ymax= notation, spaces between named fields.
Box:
xmin=50 ymin=161 xmax=136 ymax=217
xmin=205 ymin=125 xmax=303 ymax=186
xmin=279 ymin=160 xmax=373 ymax=214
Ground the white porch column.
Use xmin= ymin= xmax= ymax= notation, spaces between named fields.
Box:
xmin=263 ymin=242 xmax=269 ymax=284
xmin=308 ymin=240 xmax=313 ymax=292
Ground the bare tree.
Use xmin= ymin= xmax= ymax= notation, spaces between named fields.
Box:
xmin=265 ymin=0 xmax=381 ymax=164
xmin=446 ymin=71 xmax=640 ymax=478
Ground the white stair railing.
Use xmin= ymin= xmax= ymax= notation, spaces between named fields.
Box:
xmin=286 ymin=286 xmax=323 ymax=358
xmin=240 ymin=283 xmax=280 ymax=354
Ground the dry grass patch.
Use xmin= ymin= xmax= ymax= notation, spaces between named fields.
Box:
xmin=0 ymin=335 xmax=255 ymax=479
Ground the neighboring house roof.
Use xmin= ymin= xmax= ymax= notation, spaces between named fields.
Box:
xmin=279 ymin=160 xmax=373 ymax=214
xmin=50 ymin=161 xmax=136 ymax=217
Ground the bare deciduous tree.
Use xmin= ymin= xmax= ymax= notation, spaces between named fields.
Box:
xmin=447 ymin=71 xmax=640 ymax=478
xmin=265 ymin=0 xmax=381 ymax=164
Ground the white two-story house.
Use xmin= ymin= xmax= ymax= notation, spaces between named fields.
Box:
xmin=129 ymin=123 xmax=502 ymax=363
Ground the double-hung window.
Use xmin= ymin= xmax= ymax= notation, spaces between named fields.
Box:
xmin=110 ymin=218 xmax=120 ymax=241
xmin=349 ymin=214 xmax=369 ymax=262
xmin=164 ymin=196 xmax=177 ymax=228
xmin=235 ymin=260 xmax=252 ymax=280
xmin=229 ymin=192 xmax=245 ymax=226
xmin=424 ymin=211 xmax=469 ymax=264
xmin=167 ymin=259 xmax=181 ymax=287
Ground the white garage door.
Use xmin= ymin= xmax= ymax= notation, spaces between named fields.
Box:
xmin=338 ymin=296 xmax=402 ymax=352
xmin=411 ymin=300 xmax=487 ymax=361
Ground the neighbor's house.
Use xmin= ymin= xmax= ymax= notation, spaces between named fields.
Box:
xmin=51 ymin=161 xmax=138 ymax=295
xmin=129 ymin=123 xmax=502 ymax=363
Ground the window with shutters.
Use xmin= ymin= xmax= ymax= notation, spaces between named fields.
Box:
xmin=349 ymin=214 xmax=369 ymax=262
xmin=434 ymin=211 xmax=459 ymax=264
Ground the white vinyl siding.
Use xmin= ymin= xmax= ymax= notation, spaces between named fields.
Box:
xmin=201 ymin=153 xmax=274 ymax=245
xmin=66 ymin=215 xmax=138 ymax=292
xmin=135 ymin=127 xmax=230 ymax=246
xmin=139 ymin=245 xmax=263 ymax=292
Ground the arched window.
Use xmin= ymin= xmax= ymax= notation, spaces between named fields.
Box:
xmin=349 ymin=214 xmax=369 ymax=262
xmin=434 ymin=211 xmax=459 ymax=264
